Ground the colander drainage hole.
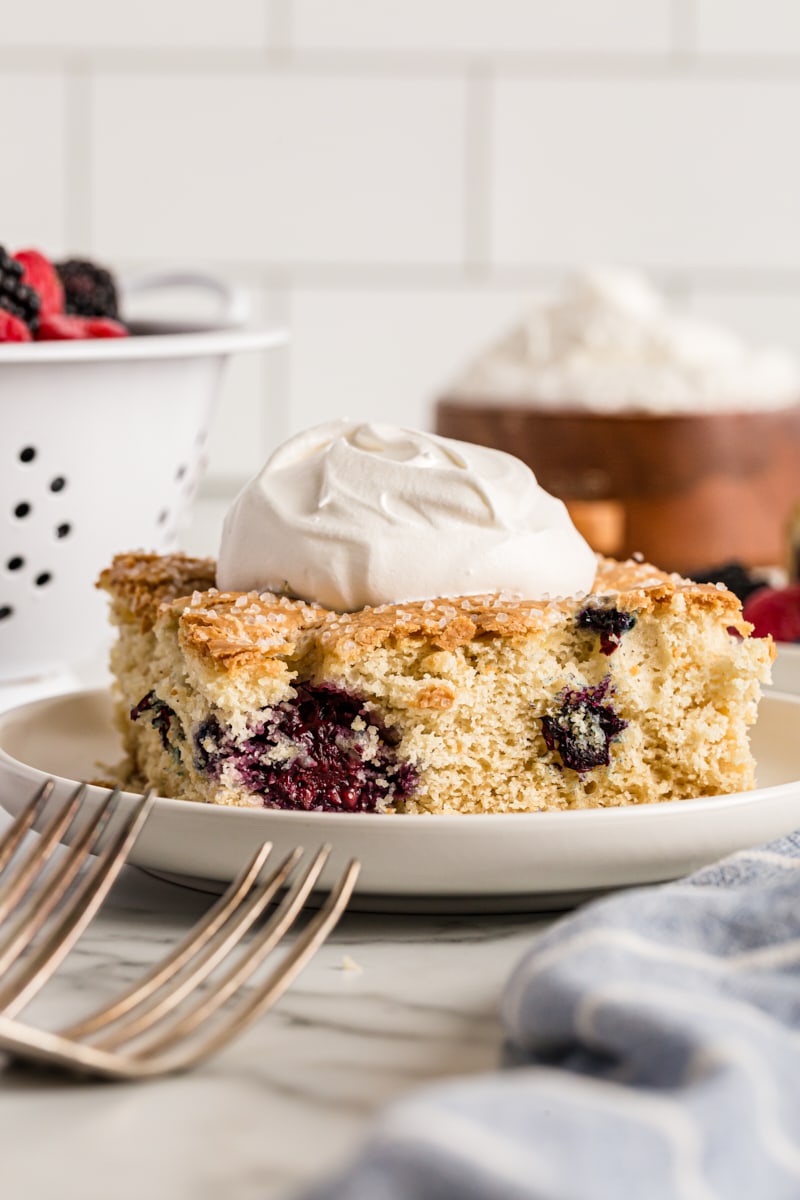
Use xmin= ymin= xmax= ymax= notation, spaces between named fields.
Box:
xmin=35 ymin=572 xmax=52 ymax=587
xmin=18 ymin=447 xmax=36 ymax=464
xmin=13 ymin=502 xmax=31 ymax=519
xmin=50 ymin=476 xmax=66 ymax=493
xmin=56 ymin=523 xmax=71 ymax=539
xmin=157 ymin=509 xmax=169 ymax=526
xmin=6 ymin=557 xmax=24 ymax=571
xmin=0 ymin=606 xmax=12 ymax=620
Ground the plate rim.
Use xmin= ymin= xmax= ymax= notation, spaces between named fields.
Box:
xmin=1 ymin=686 xmax=799 ymax=828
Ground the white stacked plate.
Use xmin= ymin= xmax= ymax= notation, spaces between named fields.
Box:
xmin=771 ymin=643 xmax=800 ymax=695
xmin=0 ymin=688 xmax=799 ymax=914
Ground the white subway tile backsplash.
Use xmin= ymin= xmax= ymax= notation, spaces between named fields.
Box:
xmin=181 ymin=494 xmax=230 ymax=559
xmin=120 ymin=276 xmax=288 ymax=483
xmin=696 ymin=0 xmax=800 ymax=56
xmin=287 ymin=286 xmax=536 ymax=433
xmin=8 ymin=0 xmax=800 ymax=572
xmin=1 ymin=74 xmax=67 ymax=252
xmin=0 ymin=0 xmax=269 ymax=50
xmin=91 ymin=74 xmax=466 ymax=266
xmin=292 ymin=0 xmax=672 ymax=55
xmin=205 ymin=289 xmax=289 ymax=482
xmin=155 ymin=282 xmax=290 ymax=556
xmin=491 ymin=78 xmax=800 ymax=271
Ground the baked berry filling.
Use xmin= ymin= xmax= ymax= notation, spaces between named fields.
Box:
xmin=131 ymin=691 xmax=184 ymax=763
xmin=194 ymin=683 xmax=416 ymax=813
xmin=131 ymin=690 xmax=179 ymax=757
xmin=541 ymin=677 xmax=628 ymax=773
xmin=577 ymin=604 xmax=637 ymax=655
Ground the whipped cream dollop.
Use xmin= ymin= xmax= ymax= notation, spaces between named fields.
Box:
xmin=452 ymin=268 xmax=800 ymax=412
xmin=217 ymin=421 xmax=596 ymax=610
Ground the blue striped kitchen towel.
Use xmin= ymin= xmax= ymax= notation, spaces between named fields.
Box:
xmin=306 ymin=832 xmax=800 ymax=1200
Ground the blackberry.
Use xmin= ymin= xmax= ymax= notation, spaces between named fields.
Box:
xmin=0 ymin=246 xmax=41 ymax=332
xmin=57 ymin=257 xmax=121 ymax=320
xmin=194 ymin=684 xmax=417 ymax=813
xmin=691 ymin=561 xmax=764 ymax=606
xmin=541 ymin=677 xmax=628 ymax=774
xmin=577 ymin=603 xmax=637 ymax=655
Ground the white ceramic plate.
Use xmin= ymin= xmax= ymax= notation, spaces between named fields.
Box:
xmin=1 ymin=688 xmax=800 ymax=914
xmin=771 ymin=644 xmax=800 ymax=696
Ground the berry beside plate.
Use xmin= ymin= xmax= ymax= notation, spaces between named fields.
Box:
xmin=743 ymin=585 xmax=800 ymax=645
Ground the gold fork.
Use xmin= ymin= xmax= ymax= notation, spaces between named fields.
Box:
xmin=0 ymin=779 xmax=155 ymax=1017
xmin=0 ymin=781 xmax=359 ymax=1080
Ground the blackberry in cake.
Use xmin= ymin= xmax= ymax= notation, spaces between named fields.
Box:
xmin=98 ymin=551 xmax=773 ymax=814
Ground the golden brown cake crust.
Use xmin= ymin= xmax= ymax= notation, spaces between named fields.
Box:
xmin=97 ymin=552 xmax=217 ymax=632
xmin=99 ymin=550 xmax=768 ymax=677
xmin=313 ymin=559 xmax=750 ymax=659
xmin=173 ymin=590 xmax=327 ymax=674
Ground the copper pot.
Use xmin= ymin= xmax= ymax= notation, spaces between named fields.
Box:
xmin=435 ymin=398 xmax=800 ymax=573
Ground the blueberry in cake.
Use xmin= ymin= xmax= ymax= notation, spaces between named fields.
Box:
xmin=98 ymin=551 xmax=773 ymax=814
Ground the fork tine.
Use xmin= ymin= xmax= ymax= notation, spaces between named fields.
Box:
xmin=123 ymin=845 xmax=333 ymax=1060
xmin=0 ymin=857 xmax=359 ymax=1081
xmin=71 ymin=844 xmax=303 ymax=1049
xmin=61 ymin=839 xmax=276 ymax=1041
xmin=0 ymin=786 xmax=122 ymax=980
xmin=0 ymin=789 xmax=155 ymax=1018
xmin=0 ymin=1013 xmax=145 ymax=1080
xmin=140 ymin=857 xmax=360 ymax=1075
xmin=0 ymin=779 xmax=54 ymax=874
xmin=0 ymin=783 xmax=87 ymax=925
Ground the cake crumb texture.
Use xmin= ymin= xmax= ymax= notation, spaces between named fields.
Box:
xmin=98 ymin=552 xmax=774 ymax=815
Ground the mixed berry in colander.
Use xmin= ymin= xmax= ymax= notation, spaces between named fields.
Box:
xmin=0 ymin=245 xmax=127 ymax=343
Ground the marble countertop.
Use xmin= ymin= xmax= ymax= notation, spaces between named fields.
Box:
xmin=0 ymin=841 xmax=553 ymax=1200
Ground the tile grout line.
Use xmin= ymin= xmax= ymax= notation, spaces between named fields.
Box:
xmin=264 ymin=269 xmax=293 ymax=455
xmin=266 ymin=0 xmax=293 ymax=55
xmin=462 ymin=63 xmax=493 ymax=279
xmin=63 ymin=58 xmax=93 ymax=253
xmin=7 ymin=47 xmax=800 ymax=78
xmin=671 ymin=0 xmax=697 ymax=60
xmin=88 ymin=258 xmax=800 ymax=293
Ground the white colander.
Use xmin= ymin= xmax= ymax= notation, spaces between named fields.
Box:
xmin=0 ymin=273 xmax=285 ymax=684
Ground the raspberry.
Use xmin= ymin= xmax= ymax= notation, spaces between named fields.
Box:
xmin=37 ymin=314 xmax=128 ymax=341
xmin=0 ymin=309 xmax=32 ymax=342
xmin=13 ymin=249 xmax=64 ymax=318
xmin=0 ymin=245 xmax=40 ymax=332
xmin=83 ymin=316 xmax=128 ymax=338
xmin=57 ymin=258 xmax=120 ymax=320
xmin=742 ymin=586 xmax=800 ymax=644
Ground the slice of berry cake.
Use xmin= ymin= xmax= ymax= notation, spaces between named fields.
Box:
xmin=98 ymin=552 xmax=774 ymax=814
